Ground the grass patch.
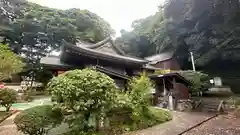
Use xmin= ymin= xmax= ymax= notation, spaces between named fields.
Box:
xmin=102 ymin=107 xmax=172 ymax=135
xmin=225 ymin=95 xmax=240 ymax=106
xmin=149 ymin=107 xmax=172 ymax=123
xmin=0 ymin=111 xmax=8 ymax=119
xmin=0 ymin=111 xmax=11 ymax=123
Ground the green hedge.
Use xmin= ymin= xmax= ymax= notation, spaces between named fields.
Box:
xmin=14 ymin=105 xmax=63 ymax=135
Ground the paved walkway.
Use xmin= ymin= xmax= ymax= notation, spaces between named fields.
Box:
xmin=125 ymin=111 xmax=215 ymax=135
xmin=0 ymin=112 xmax=22 ymax=135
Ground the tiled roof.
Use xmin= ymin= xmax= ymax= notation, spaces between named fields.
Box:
xmin=145 ymin=52 xmax=174 ymax=62
xmin=64 ymin=43 xmax=148 ymax=64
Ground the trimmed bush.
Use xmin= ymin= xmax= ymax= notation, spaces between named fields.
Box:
xmin=47 ymin=69 xmax=118 ymax=133
xmin=14 ymin=105 xmax=63 ymax=135
xmin=0 ymin=88 xmax=17 ymax=111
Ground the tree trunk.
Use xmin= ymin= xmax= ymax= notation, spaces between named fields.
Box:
xmin=5 ymin=105 xmax=11 ymax=112
xmin=83 ymin=112 xmax=91 ymax=132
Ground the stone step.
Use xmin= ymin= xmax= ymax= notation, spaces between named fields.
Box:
xmin=202 ymin=108 xmax=219 ymax=113
xmin=203 ymin=104 xmax=219 ymax=108
xmin=201 ymin=100 xmax=226 ymax=113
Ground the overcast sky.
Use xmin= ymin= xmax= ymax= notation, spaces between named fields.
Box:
xmin=28 ymin=0 xmax=164 ymax=36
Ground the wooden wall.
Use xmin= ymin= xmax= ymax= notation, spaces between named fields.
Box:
xmin=151 ymin=58 xmax=180 ymax=70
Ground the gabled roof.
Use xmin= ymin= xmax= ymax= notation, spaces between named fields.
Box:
xmin=144 ymin=52 xmax=174 ymax=63
xmin=77 ymin=37 xmax=125 ymax=55
xmin=63 ymin=42 xmax=148 ymax=65
xmin=62 ymin=37 xmax=148 ymax=65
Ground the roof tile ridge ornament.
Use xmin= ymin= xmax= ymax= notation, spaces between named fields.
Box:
xmin=86 ymin=37 xmax=111 ymax=49
xmin=86 ymin=36 xmax=126 ymax=56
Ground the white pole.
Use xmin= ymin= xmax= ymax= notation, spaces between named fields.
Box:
xmin=190 ymin=52 xmax=196 ymax=72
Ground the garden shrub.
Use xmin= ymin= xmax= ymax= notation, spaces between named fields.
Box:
xmin=14 ymin=105 xmax=63 ymax=135
xmin=0 ymin=88 xmax=17 ymax=111
xmin=127 ymin=72 xmax=154 ymax=109
xmin=123 ymin=73 xmax=172 ymax=131
xmin=178 ymin=70 xmax=211 ymax=93
xmin=47 ymin=69 xmax=118 ymax=134
xmin=114 ymin=73 xmax=171 ymax=131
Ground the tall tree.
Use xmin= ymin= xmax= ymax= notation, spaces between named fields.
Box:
xmin=164 ymin=0 xmax=240 ymax=66
xmin=0 ymin=44 xmax=24 ymax=81
xmin=0 ymin=0 xmax=114 ymax=82
xmin=116 ymin=7 xmax=171 ymax=58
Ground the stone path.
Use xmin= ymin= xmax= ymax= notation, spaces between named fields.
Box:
xmin=0 ymin=111 xmax=216 ymax=135
xmin=183 ymin=113 xmax=240 ymax=135
xmin=0 ymin=112 xmax=22 ymax=135
xmin=125 ymin=111 xmax=215 ymax=135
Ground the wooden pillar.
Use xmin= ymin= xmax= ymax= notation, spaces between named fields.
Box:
xmin=173 ymin=77 xmax=176 ymax=90
xmin=163 ymin=79 xmax=168 ymax=96
xmin=172 ymin=77 xmax=177 ymax=110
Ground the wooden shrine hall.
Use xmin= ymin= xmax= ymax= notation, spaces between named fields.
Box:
xmin=40 ymin=37 xmax=149 ymax=89
xmin=40 ymin=37 xmax=191 ymax=94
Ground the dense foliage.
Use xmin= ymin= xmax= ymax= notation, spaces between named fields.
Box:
xmin=116 ymin=7 xmax=171 ymax=58
xmin=179 ymin=71 xmax=211 ymax=93
xmin=45 ymin=69 xmax=171 ymax=134
xmin=0 ymin=44 xmax=24 ymax=81
xmin=127 ymin=73 xmax=153 ymax=109
xmin=0 ymin=0 xmax=114 ymax=83
xmin=164 ymin=0 xmax=240 ymax=66
xmin=118 ymin=0 xmax=240 ymax=66
xmin=106 ymin=73 xmax=171 ymax=134
xmin=47 ymin=69 xmax=118 ymax=134
xmin=0 ymin=88 xmax=17 ymax=111
xmin=116 ymin=0 xmax=240 ymax=91
xmin=14 ymin=105 xmax=63 ymax=135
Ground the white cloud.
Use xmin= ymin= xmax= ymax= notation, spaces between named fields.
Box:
xmin=28 ymin=0 xmax=164 ymax=36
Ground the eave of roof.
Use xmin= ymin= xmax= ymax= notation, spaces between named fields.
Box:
xmin=143 ymin=64 xmax=164 ymax=70
xmin=95 ymin=66 xmax=130 ymax=80
xmin=40 ymin=56 xmax=73 ymax=68
xmin=149 ymin=73 xmax=191 ymax=85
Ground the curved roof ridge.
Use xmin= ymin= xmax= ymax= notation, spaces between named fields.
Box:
xmin=85 ymin=37 xmax=111 ymax=49
xmin=86 ymin=36 xmax=126 ymax=56
xmin=108 ymin=39 xmax=126 ymax=56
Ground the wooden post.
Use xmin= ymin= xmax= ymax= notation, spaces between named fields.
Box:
xmin=172 ymin=77 xmax=177 ymax=110
xmin=173 ymin=77 xmax=176 ymax=89
xmin=163 ymin=79 xmax=167 ymax=96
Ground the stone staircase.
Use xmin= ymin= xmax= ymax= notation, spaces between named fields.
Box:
xmin=201 ymin=99 xmax=225 ymax=113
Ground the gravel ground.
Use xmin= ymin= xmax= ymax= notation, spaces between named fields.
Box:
xmin=183 ymin=113 xmax=240 ymax=135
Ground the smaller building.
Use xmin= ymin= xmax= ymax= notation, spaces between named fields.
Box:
xmin=144 ymin=52 xmax=180 ymax=70
xmin=149 ymin=73 xmax=191 ymax=106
